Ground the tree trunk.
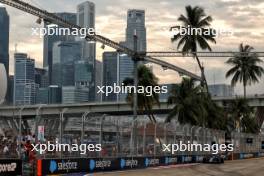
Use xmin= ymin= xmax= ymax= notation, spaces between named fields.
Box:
xmin=194 ymin=54 xmax=209 ymax=92
xmin=243 ymin=83 xmax=247 ymax=99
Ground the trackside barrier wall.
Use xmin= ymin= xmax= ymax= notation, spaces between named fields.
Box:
xmin=0 ymin=159 xmax=22 ymax=176
xmin=36 ymin=156 xmax=196 ymax=175
xmin=1 ymin=152 xmax=264 ymax=175
xmin=36 ymin=153 xmax=264 ymax=175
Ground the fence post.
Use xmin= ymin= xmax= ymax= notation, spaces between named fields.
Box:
xmin=99 ymin=115 xmax=105 ymax=158
xmin=154 ymin=123 xmax=157 ymax=157
xmin=130 ymin=120 xmax=134 ymax=156
xmin=164 ymin=123 xmax=167 ymax=145
xmin=143 ymin=122 xmax=146 ymax=156
xmin=116 ymin=120 xmax=119 ymax=157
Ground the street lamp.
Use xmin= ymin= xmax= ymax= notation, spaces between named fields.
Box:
xmin=81 ymin=111 xmax=90 ymax=144
xmin=130 ymin=116 xmax=139 ymax=156
xmin=35 ymin=104 xmax=46 ymax=143
xmin=18 ymin=106 xmax=25 ymax=158
xmin=99 ymin=114 xmax=106 ymax=158
xmin=59 ymin=108 xmax=68 ymax=158
xmin=131 ymin=29 xmax=138 ymax=156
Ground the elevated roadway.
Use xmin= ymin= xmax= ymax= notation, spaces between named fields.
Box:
xmin=0 ymin=95 xmax=264 ymax=118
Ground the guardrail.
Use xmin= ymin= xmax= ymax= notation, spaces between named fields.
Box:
xmin=35 ymin=153 xmax=264 ymax=175
xmin=1 ymin=152 xmax=264 ymax=175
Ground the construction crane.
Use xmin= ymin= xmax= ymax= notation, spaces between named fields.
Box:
xmin=0 ymin=0 xmax=203 ymax=81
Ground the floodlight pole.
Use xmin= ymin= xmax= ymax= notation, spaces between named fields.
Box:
xmin=18 ymin=106 xmax=25 ymax=159
xmin=59 ymin=108 xmax=68 ymax=158
xmin=81 ymin=111 xmax=90 ymax=144
xmin=131 ymin=30 xmax=138 ymax=156
xmin=99 ymin=114 xmax=106 ymax=158
xmin=35 ymin=104 xmax=46 ymax=144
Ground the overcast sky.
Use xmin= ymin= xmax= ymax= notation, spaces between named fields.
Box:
xmin=1 ymin=0 xmax=264 ymax=95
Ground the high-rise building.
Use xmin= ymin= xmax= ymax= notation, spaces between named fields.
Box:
xmin=74 ymin=60 xmax=94 ymax=101
xmin=208 ymin=84 xmax=234 ymax=97
xmin=35 ymin=68 xmax=49 ymax=88
xmin=48 ymin=85 xmax=62 ymax=104
xmin=36 ymin=85 xmax=62 ymax=104
xmin=95 ymin=60 xmax=102 ymax=102
xmin=43 ymin=12 xmax=77 ymax=84
xmin=0 ymin=7 xmax=9 ymax=76
xmin=62 ymin=86 xmax=89 ymax=104
xmin=118 ymin=54 xmax=134 ymax=101
xmin=117 ymin=9 xmax=147 ymax=100
xmin=7 ymin=75 xmax=14 ymax=104
xmin=77 ymin=1 xmax=96 ymax=64
xmin=102 ymin=52 xmax=118 ymax=101
xmin=77 ymin=1 xmax=95 ymax=29
xmin=52 ymin=41 xmax=82 ymax=86
xmin=74 ymin=60 xmax=93 ymax=86
xmin=125 ymin=9 xmax=146 ymax=52
xmin=77 ymin=1 xmax=96 ymax=102
xmin=36 ymin=88 xmax=49 ymax=104
xmin=14 ymin=53 xmax=37 ymax=105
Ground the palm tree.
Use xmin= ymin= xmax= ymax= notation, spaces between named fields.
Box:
xmin=166 ymin=77 xmax=206 ymax=125
xmin=241 ymin=114 xmax=259 ymax=134
xmin=227 ymin=98 xmax=259 ymax=133
xmin=203 ymin=94 xmax=226 ymax=130
xmin=171 ymin=5 xmax=216 ymax=91
xmin=124 ymin=65 xmax=162 ymax=149
xmin=123 ymin=65 xmax=160 ymax=123
xmin=228 ymin=98 xmax=251 ymax=131
xmin=166 ymin=77 xmax=225 ymax=130
xmin=226 ymin=43 xmax=264 ymax=98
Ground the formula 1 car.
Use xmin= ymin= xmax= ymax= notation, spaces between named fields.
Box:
xmin=203 ymin=155 xmax=224 ymax=164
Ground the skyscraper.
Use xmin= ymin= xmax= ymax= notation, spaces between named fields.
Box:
xmin=48 ymin=85 xmax=62 ymax=104
xmin=77 ymin=1 xmax=95 ymax=28
xmin=36 ymin=88 xmax=49 ymax=104
xmin=62 ymin=86 xmax=89 ymax=104
xmin=52 ymin=41 xmax=82 ymax=86
xmin=14 ymin=53 xmax=37 ymax=105
xmin=35 ymin=68 xmax=48 ymax=88
xmin=125 ymin=9 xmax=146 ymax=52
xmin=117 ymin=9 xmax=147 ymax=101
xmin=0 ymin=7 xmax=9 ymax=76
xmin=77 ymin=1 xmax=96 ymax=65
xmin=75 ymin=60 xmax=94 ymax=101
xmin=74 ymin=60 xmax=93 ymax=86
xmin=102 ymin=52 xmax=118 ymax=101
xmin=77 ymin=2 xmax=96 ymax=102
xmin=36 ymin=85 xmax=62 ymax=104
xmin=7 ymin=75 xmax=14 ymax=104
xmin=43 ymin=12 xmax=77 ymax=84
xmin=95 ymin=60 xmax=102 ymax=102
xmin=118 ymin=54 xmax=134 ymax=101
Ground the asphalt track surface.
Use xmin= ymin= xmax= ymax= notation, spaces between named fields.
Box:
xmin=80 ymin=158 xmax=264 ymax=176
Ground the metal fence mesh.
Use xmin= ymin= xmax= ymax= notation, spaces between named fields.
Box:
xmin=0 ymin=113 xmax=264 ymax=159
